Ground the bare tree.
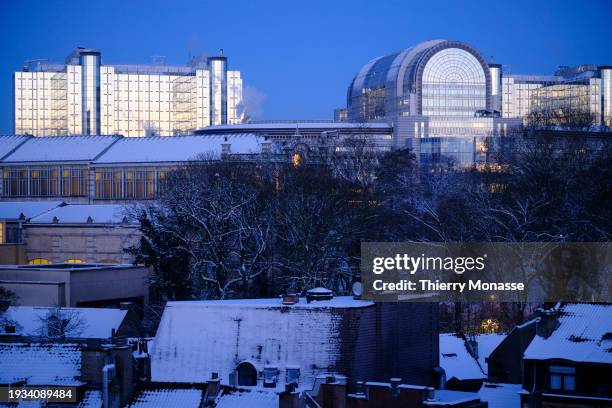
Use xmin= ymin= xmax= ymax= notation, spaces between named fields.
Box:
xmin=37 ymin=307 xmax=87 ymax=339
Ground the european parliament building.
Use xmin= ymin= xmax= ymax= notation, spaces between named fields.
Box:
xmin=13 ymin=47 xmax=243 ymax=137
xmin=345 ymin=39 xmax=612 ymax=146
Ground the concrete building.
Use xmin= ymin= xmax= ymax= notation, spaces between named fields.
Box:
xmin=0 ymin=201 xmax=140 ymax=265
xmin=14 ymin=47 xmax=243 ymax=137
xmin=0 ymin=263 xmax=149 ymax=307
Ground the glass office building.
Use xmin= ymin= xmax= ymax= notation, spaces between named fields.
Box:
xmin=346 ymin=39 xmax=519 ymax=147
xmin=346 ymin=40 xmax=611 ymax=143
xmin=14 ymin=48 xmax=243 ymax=137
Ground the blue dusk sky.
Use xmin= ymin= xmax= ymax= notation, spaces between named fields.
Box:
xmin=1 ymin=0 xmax=611 ymax=133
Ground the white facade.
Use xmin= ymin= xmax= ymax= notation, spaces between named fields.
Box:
xmin=14 ymin=49 xmax=243 ymax=136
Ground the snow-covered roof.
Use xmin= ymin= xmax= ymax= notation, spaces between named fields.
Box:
xmin=439 ymin=334 xmax=485 ymax=381
xmin=127 ymin=388 xmax=203 ymax=408
xmin=215 ymin=389 xmax=278 ymax=408
xmin=202 ymin=122 xmax=392 ymax=131
xmin=523 ymin=303 xmax=612 ymax=364
xmin=151 ymin=296 xmax=373 ymax=387
xmin=0 ymin=306 xmax=128 ymax=339
xmin=0 ymin=201 xmax=64 ymax=220
xmin=93 ymin=134 xmax=262 ymax=164
xmin=76 ymin=390 xmax=102 ymax=408
xmin=0 ymin=135 xmax=30 ymax=160
xmin=0 ymin=343 xmax=83 ymax=386
xmin=478 ymin=383 xmax=521 ymax=408
xmin=424 ymin=389 xmax=481 ymax=406
xmin=28 ymin=204 xmax=133 ymax=225
xmin=475 ymin=334 xmax=505 ymax=374
xmin=1 ymin=136 xmax=120 ymax=163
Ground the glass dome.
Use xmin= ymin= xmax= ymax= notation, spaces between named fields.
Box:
xmin=347 ymin=40 xmax=492 ymax=122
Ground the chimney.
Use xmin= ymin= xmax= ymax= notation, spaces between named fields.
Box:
xmin=221 ymin=139 xmax=231 ymax=158
xmin=282 ymin=293 xmax=299 ymax=305
xmin=305 ymin=287 xmax=333 ymax=303
xmin=206 ymin=373 xmax=222 ymax=399
xmin=536 ymin=307 xmax=559 ymax=338
xmin=279 ymin=383 xmax=299 ymax=408
xmin=390 ymin=378 xmax=401 ymax=397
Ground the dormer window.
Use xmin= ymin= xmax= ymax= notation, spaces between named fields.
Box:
xmin=549 ymin=365 xmax=575 ymax=392
xmin=286 ymin=367 xmax=300 ymax=385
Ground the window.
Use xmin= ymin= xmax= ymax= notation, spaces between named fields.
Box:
xmin=29 ymin=258 xmax=52 ymax=265
xmin=549 ymin=365 xmax=575 ymax=391
xmin=236 ymin=362 xmax=257 ymax=386
xmin=64 ymin=259 xmax=85 ymax=264
xmin=0 ymin=222 xmax=4 ymax=244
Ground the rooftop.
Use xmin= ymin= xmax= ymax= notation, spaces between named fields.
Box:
xmin=523 ymin=303 xmax=612 ymax=364
xmin=1 ymin=306 xmax=128 ymax=339
xmin=28 ymin=204 xmax=134 ymax=225
xmin=92 ymin=134 xmax=262 ymax=164
xmin=215 ymin=388 xmax=278 ymax=408
xmin=0 ymin=342 xmax=83 ymax=386
xmin=439 ymin=334 xmax=486 ymax=381
xmin=127 ymin=388 xmax=203 ymax=408
xmin=151 ymin=296 xmax=373 ymax=387
xmin=478 ymin=382 xmax=521 ymax=408
xmin=1 ymin=135 xmax=120 ymax=163
xmin=0 ymin=201 xmax=64 ymax=221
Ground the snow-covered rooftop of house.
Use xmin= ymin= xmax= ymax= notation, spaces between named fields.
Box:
xmin=0 ymin=306 xmax=128 ymax=339
xmin=0 ymin=201 xmax=64 ymax=220
xmin=93 ymin=134 xmax=262 ymax=164
xmin=0 ymin=135 xmax=30 ymax=159
xmin=151 ymin=296 xmax=373 ymax=387
xmin=0 ymin=343 xmax=83 ymax=386
xmin=28 ymin=204 xmax=133 ymax=224
xmin=127 ymin=388 xmax=203 ymax=408
xmin=215 ymin=389 xmax=278 ymax=408
xmin=163 ymin=296 xmax=373 ymax=310
xmin=424 ymin=389 xmax=481 ymax=406
xmin=76 ymin=390 xmax=102 ymax=408
xmin=475 ymin=334 xmax=506 ymax=374
xmin=523 ymin=303 xmax=612 ymax=364
xmin=1 ymin=135 xmax=120 ymax=163
xmin=478 ymin=383 xmax=521 ymax=408
xmin=439 ymin=334 xmax=485 ymax=381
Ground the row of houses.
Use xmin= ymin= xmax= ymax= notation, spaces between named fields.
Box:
xmin=1 ymin=295 xmax=610 ymax=407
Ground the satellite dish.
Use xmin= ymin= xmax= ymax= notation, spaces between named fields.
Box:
xmin=352 ymin=282 xmax=363 ymax=298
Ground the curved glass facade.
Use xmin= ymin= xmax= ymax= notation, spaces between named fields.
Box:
xmin=347 ymin=40 xmax=491 ymax=123
xmin=421 ymin=48 xmax=487 ymax=117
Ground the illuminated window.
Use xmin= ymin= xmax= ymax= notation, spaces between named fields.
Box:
xmin=63 ymin=259 xmax=85 ymax=264
xmin=98 ymin=259 xmax=120 ymax=264
xmin=28 ymin=258 xmax=51 ymax=265
xmin=0 ymin=222 xmax=4 ymax=244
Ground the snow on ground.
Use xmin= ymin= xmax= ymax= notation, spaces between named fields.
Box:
xmin=479 ymin=382 xmax=522 ymax=408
